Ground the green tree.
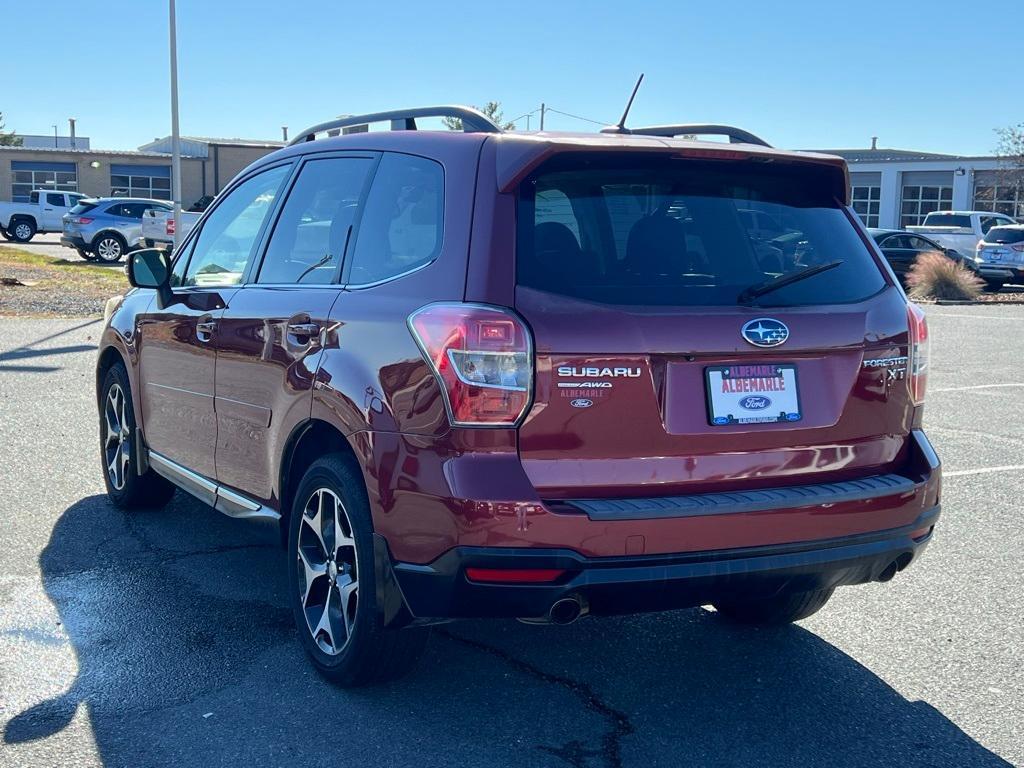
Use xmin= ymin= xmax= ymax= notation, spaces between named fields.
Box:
xmin=0 ymin=112 xmax=23 ymax=146
xmin=443 ymin=101 xmax=516 ymax=131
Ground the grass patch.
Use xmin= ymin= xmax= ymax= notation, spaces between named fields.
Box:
xmin=0 ymin=245 xmax=126 ymax=289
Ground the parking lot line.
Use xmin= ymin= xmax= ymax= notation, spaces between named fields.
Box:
xmin=944 ymin=464 xmax=1024 ymax=478
xmin=928 ymin=312 xmax=1021 ymax=320
xmin=932 ymin=383 xmax=1024 ymax=393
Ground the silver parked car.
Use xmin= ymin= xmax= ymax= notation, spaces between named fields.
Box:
xmin=61 ymin=197 xmax=173 ymax=263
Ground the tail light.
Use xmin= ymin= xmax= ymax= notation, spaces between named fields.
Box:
xmin=166 ymin=219 xmax=176 ymax=236
xmin=72 ymin=217 xmax=93 ymax=225
xmin=408 ymin=303 xmax=533 ymax=427
xmin=908 ymin=302 xmax=929 ymax=405
xmin=1013 ymin=244 xmax=1024 ymax=252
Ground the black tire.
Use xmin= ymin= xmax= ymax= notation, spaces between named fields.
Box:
xmin=985 ymin=280 xmax=1004 ymax=293
xmin=99 ymin=362 xmax=176 ymax=509
xmin=93 ymin=232 xmax=127 ymax=263
xmin=1 ymin=227 xmax=11 ymax=241
xmin=76 ymin=247 xmax=97 ymax=262
xmin=714 ymin=586 xmax=834 ymax=625
xmin=9 ymin=217 xmax=36 ymax=243
xmin=287 ymin=453 xmax=429 ymax=687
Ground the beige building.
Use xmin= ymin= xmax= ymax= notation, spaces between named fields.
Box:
xmin=0 ymin=136 xmax=283 ymax=207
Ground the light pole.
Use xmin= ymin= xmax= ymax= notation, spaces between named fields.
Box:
xmin=169 ymin=0 xmax=182 ymax=248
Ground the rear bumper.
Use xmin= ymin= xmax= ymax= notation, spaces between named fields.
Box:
xmin=60 ymin=234 xmax=88 ymax=249
xmin=380 ymin=429 xmax=942 ymax=622
xmin=978 ymin=265 xmax=1023 ymax=281
xmin=392 ymin=505 xmax=938 ymax=620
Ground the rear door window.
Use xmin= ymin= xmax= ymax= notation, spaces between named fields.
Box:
xmin=258 ymin=156 xmax=374 ymax=284
xmin=517 ymin=155 xmax=886 ymax=307
xmin=345 ymin=153 xmax=443 ymax=286
xmin=46 ymin=193 xmax=66 ymax=207
xmin=924 ymin=213 xmax=971 ymax=228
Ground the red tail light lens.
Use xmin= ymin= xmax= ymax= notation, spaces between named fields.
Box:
xmin=166 ymin=219 xmax=176 ymax=236
xmin=465 ymin=568 xmax=565 ymax=583
xmin=409 ymin=303 xmax=533 ymax=427
xmin=908 ymin=302 xmax=929 ymax=405
xmin=1013 ymin=244 xmax=1024 ymax=252
xmin=73 ymin=217 xmax=93 ymax=225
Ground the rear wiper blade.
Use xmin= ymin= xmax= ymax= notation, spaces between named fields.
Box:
xmin=737 ymin=260 xmax=844 ymax=305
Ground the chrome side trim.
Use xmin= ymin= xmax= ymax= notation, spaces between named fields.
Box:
xmin=216 ymin=485 xmax=280 ymax=521
xmin=148 ymin=450 xmax=280 ymax=521
xmin=149 ymin=451 xmax=217 ymax=506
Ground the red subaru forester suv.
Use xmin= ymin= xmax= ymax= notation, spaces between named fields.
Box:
xmin=97 ymin=106 xmax=940 ymax=686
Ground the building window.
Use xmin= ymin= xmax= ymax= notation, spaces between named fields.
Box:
xmin=900 ymin=185 xmax=953 ymax=228
xmin=974 ymin=184 xmax=1023 ymax=219
xmin=11 ymin=162 xmax=77 ymax=202
xmin=109 ymin=164 xmax=171 ymax=200
xmin=851 ymin=185 xmax=880 ymax=228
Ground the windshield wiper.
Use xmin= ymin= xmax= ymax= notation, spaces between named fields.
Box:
xmin=737 ymin=260 xmax=844 ymax=305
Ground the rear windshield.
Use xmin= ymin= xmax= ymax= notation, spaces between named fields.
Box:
xmin=69 ymin=202 xmax=98 ymax=215
xmin=517 ymin=155 xmax=886 ymax=307
xmin=922 ymin=213 xmax=971 ymax=228
xmin=984 ymin=227 xmax=1024 ymax=245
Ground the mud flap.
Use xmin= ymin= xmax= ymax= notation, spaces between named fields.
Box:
xmin=373 ymin=534 xmax=415 ymax=629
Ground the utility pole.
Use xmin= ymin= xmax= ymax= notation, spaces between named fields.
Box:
xmin=539 ymin=103 xmax=545 ymax=131
xmin=169 ymin=0 xmax=182 ymax=249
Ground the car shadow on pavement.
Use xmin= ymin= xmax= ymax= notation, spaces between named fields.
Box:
xmin=4 ymin=493 xmax=1012 ymax=768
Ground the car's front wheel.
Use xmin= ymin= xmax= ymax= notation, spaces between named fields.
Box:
xmin=93 ymin=233 xmax=126 ymax=263
xmin=714 ymin=586 xmax=834 ymax=625
xmin=287 ymin=454 xmax=429 ymax=687
xmin=76 ymin=247 xmax=97 ymax=261
xmin=99 ymin=362 xmax=176 ymax=509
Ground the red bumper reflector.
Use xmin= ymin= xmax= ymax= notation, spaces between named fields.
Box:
xmin=465 ymin=568 xmax=565 ymax=584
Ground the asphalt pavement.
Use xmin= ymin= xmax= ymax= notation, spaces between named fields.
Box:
xmin=0 ymin=309 xmax=1021 ymax=768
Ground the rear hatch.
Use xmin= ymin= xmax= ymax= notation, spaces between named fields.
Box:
xmin=513 ymin=152 xmax=914 ymax=498
xmin=979 ymin=226 xmax=1024 ymax=267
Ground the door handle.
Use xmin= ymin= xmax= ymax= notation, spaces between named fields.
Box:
xmin=288 ymin=322 xmax=321 ymax=338
xmin=196 ymin=319 xmax=217 ymax=342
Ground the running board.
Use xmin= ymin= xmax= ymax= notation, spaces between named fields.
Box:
xmin=148 ymin=451 xmax=280 ymax=521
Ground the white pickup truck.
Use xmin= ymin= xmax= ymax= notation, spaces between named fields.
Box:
xmin=0 ymin=190 xmax=87 ymax=243
xmin=141 ymin=208 xmax=201 ymax=249
xmin=908 ymin=210 xmax=1018 ymax=256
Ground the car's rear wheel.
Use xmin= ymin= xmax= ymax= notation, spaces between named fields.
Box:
xmin=93 ymin=233 xmax=126 ymax=263
xmin=99 ymin=362 xmax=176 ymax=509
xmin=1 ymin=227 xmax=11 ymax=241
xmin=287 ymin=454 xmax=429 ymax=687
xmin=713 ymin=586 xmax=834 ymax=625
xmin=985 ymin=280 xmax=1004 ymax=292
xmin=76 ymin=247 xmax=97 ymax=261
xmin=10 ymin=218 xmax=35 ymax=243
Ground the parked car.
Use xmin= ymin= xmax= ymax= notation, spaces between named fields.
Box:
xmin=98 ymin=106 xmax=940 ymax=686
xmin=907 ymin=210 xmax=1016 ymax=257
xmin=141 ymin=207 xmax=201 ymax=249
xmin=975 ymin=224 xmax=1024 ymax=289
xmin=61 ymin=198 xmax=173 ymax=262
xmin=0 ymin=190 xmax=87 ymax=243
xmin=868 ymin=228 xmax=979 ymax=281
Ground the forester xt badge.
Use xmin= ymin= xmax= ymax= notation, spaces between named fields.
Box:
xmin=862 ymin=355 xmax=909 ymax=382
xmin=556 ymin=366 xmax=641 ymax=389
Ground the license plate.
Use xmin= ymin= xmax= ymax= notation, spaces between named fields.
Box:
xmin=705 ymin=364 xmax=801 ymax=426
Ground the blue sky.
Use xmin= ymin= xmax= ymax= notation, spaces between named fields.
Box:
xmin=3 ymin=0 xmax=1020 ymax=155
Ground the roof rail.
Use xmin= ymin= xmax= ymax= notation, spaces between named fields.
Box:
xmin=601 ymin=123 xmax=772 ymax=148
xmin=288 ymin=106 xmax=502 ymax=146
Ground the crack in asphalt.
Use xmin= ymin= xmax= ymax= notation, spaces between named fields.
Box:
xmin=440 ymin=630 xmax=635 ymax=768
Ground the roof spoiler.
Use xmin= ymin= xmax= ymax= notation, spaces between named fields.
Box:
xmin=288 ymin=106 xmax=502 ymax=146
xmin=600 ymin=123 xmax=772 ymax=148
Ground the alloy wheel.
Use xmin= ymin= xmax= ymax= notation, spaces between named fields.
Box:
xmin=297 ymin=488 xmax=359 ymax=655
xmin=97 ymin=237 xmax=122 ymax=261
xmin=14 ymin=223 xmax=32 ymax=240
xmin=103 ymin=383 xmax=131 ymax=491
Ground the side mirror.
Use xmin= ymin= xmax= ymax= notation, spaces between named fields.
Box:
xmin=126 ymin=248 xmax=173 ymax=308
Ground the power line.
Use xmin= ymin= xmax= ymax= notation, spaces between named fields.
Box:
xmin=544 ymin=107 xmax=611 ymax=127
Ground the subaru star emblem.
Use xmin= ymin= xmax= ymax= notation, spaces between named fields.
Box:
xmin=741 ymin=318 xmax=789 ymax=348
